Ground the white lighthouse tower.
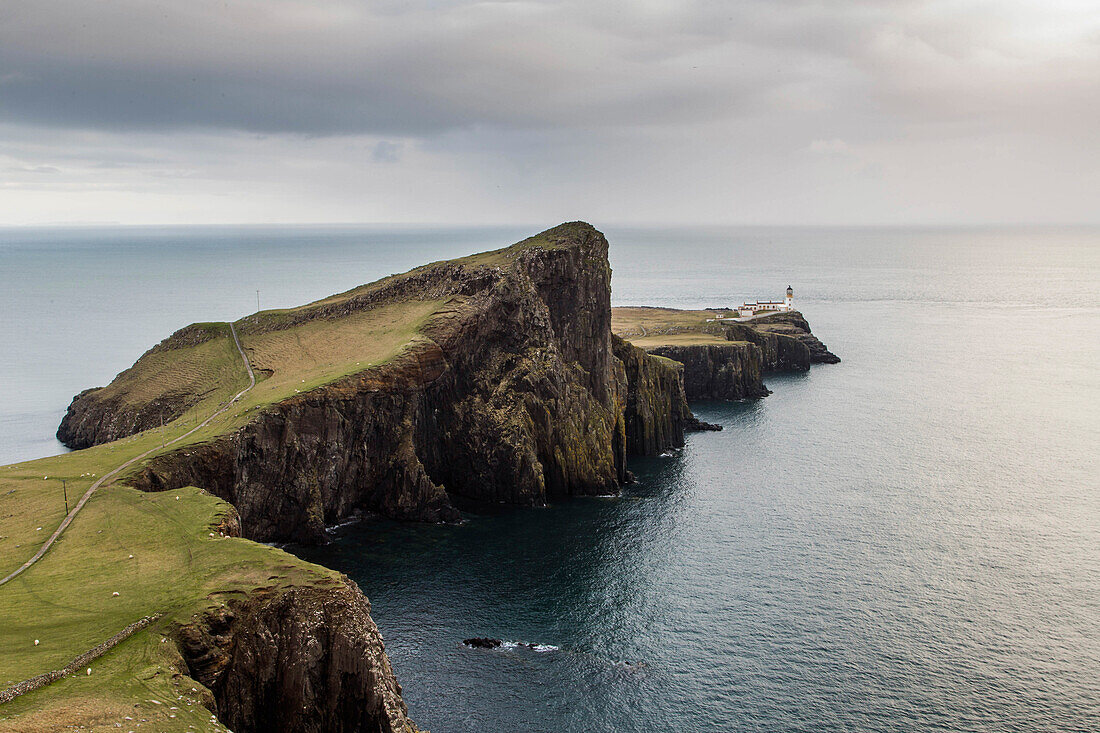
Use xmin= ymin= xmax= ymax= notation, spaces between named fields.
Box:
xmin=785 ymin=285 xmax=793 ymax=311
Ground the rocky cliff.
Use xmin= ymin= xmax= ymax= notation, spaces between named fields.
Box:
xmin=63 ymin=223 xmax=707 ymax=545
xmin=645 ymin=342 xmax=769 ymax=400
xmin=169 ymin=507 xmax=413 ymax=733
xmin=612 ymin=308 xmax=839 ymax=401
xmin=176 ymin=576 xmax=414 ymax=733
xmin=745 ymin=311 xmax=841 ymax=364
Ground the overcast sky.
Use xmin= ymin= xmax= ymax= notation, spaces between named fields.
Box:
xmin=1 ymin=0 xmax=1098 ymax=225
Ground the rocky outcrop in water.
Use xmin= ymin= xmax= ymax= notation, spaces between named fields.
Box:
xmin=463 ymin=638 xmax=503 ymax=649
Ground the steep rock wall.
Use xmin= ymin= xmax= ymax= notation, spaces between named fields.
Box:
xmin=747 ymin=311 xmax=841 ymax=364
xmin=645 ymin=342 xmax=769 ymax=400
xmin=175 ymin=576 xmax=415 ymax=733
xmin=120 ymin=224 xmax=695 ymax=544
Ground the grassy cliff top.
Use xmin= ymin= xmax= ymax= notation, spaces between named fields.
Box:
xmin=0 ymin=469 xmax=342 ymax=731
xmin=611 ymin=306 xmax=731 ymax=347
xmin=86 ymin=222 xmax=604 ymax=421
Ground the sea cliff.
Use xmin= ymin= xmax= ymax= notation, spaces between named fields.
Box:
xmin=60 ymin=223 xmax=707 ymax=546
xmin=611 ymin=307 xmax=838 ymax=400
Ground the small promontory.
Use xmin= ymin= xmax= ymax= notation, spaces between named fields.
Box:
xmin=612 ymin=306 xmax=839 ymax=400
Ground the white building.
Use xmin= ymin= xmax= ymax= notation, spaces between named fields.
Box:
xmin=736 ymin=286 xmax=794 ymax=318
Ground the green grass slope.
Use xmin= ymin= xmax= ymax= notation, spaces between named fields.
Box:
xmin=1 ymin=223 xmax=598 ymax=729
xmin=0 ymin=478 xmax=341 ymax=732
xmin=611 ymin=306 xmax=732 ymax=346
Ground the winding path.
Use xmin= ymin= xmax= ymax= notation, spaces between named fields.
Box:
xmin=0 ymin=323 xmax=255 ymax=588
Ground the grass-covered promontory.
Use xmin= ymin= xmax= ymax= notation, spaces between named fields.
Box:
xmin=3 ymin=222 xmax=621 ymax=731
xmin=58 ymin=222 xmax=602 ymax=452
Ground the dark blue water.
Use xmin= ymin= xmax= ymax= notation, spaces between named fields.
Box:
xmin=3 ymin=225 xmax=1098 ymax=730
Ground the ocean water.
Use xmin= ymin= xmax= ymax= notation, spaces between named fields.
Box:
xmin=2 ymin=225 xmax=1099 ymax=731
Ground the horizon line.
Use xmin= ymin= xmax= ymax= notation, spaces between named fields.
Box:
xmin=3 ymin=220 xmax=1100 ymax=230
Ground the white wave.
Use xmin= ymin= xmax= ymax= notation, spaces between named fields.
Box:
xmin=500 ymin=641 xmax=560 ymax=652
xmin=529 ymin=644 xmax=559 ymax=652
xmin=325 ymin=516 xmax=363 ymax=532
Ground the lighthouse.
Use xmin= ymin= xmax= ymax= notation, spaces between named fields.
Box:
xmin=785 ymin=285 xmax=793 ymax=311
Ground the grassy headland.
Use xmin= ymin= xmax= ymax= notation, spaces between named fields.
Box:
xmin=1 ymin=224 xmax=600 ymax=729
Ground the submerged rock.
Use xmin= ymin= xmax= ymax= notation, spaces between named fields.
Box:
xmin=463 ymin=638 xmax=503 ymax=649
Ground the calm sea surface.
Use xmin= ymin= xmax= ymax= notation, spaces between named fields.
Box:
xmin=2 ymin=225 xmax=1098 ymax=731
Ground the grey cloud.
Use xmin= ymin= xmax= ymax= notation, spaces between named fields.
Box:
xmin=1 ymin=1 xmax=1098 ymax=226
xmin=372 ymin=141 xmax=403 ymax=163
xmin=0 ymin=0 xmax=862 ymax=136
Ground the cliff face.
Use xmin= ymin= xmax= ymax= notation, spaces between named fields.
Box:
xmin=63 ymin=223 xmax=701 ymax=545
xmin=645 ymin=343 xmax=769 ymax=400
xmin=744 ymin=311 xmax=840 ymax=364
xmin=58 ymin=387 xmax=188 ymax=450
xmin=720 ymin=322 xmax=811 ymax=372
xmin=626 ymin=310 xmax=838 ymax=401
xmin=612 ymin=335 xmax=719 ymax=455
xmin=176 ymin=576 xmax=414 ymax=733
